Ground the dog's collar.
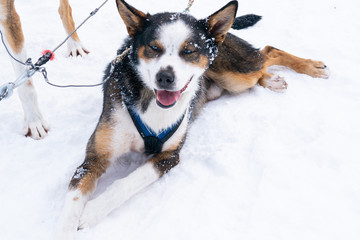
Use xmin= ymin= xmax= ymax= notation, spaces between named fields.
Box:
xmin=127 ymin=106 xmax=187 ymax=154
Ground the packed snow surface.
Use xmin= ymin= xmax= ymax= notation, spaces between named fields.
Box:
xmin=0 ymin=0 xmax=359 ymax=239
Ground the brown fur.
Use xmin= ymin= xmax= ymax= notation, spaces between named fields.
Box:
xmin=116 ymin=0 xmax=148 ymax=37
xmin=262 ymin=46 xmax=328 ymax=78
xmin=0 ymin=0 xmax=24 ymax=53
xmin=150 ymin=150 xmax=180 ymax=176
xmin=69 ymin=154 xmax=110 ymax=195
xmin=195 ymin=55 xmax=210 ymax=69
xmin=207 ymin=2 xmax=237 ymax=44
xmin=139 ymin=40 xmax=165 ymax=60
xmin=149 ymin=136 xmax=185 ymax=175
xmin=1 ymin=0 xmax=86 ymax=55
xmin=69 ymin=122 xmax=113 ymax=194
xmin=205 ymin=39 xmax=328 ymax=94
xmin=205 ymin=69 xmax=264 ymax=94
xmin=93 ymin=122 xmax=114 ymax=159
xmin=58 ymin=0 xmax=80 ymax=42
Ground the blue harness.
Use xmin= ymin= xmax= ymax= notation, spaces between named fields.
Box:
xmin=127 ymin=107 xmax=186 ymax=154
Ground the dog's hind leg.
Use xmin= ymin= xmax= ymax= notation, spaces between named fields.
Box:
xmin=261 ymin=45 xmax=329 ymax=79
xmin=0 ymin=0 xmax=49 ymax=139
xmin=205 ymin=33 xmax=329 ymax=96
xmin=58 ymin=0 xmax=89 ymax=57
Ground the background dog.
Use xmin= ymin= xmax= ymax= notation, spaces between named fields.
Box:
xmin=0 ymin=0 xmax=88 ymax=139
xmin=57 ymin=0 xmax=328 ymax=239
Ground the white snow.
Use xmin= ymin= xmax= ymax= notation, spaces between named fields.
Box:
xmin=0 ymin=0 xmax=360 ymax=239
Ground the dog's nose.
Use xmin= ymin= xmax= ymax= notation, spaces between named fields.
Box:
xmin=156 ymin=70 xmax=175 ymax=89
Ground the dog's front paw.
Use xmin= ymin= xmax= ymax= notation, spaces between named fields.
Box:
xmin=67 ymin=38 xmax=90 ymax=57
xmin=57 ymin=190 xmax=87 ymax=240
xmin=78 ymin=199 xmax=106 ymax=230
xmin=23 ymin=115 xmax=49 ymax=140
xmin=56 ymin=212 xmax=79 ymax=240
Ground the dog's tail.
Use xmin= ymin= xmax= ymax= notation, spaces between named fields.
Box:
xmin=231 ymin=14 xmax=262 ymax=30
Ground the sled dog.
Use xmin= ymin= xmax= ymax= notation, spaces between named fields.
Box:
xmin=57 ymin=0 xmax=328 ymax=238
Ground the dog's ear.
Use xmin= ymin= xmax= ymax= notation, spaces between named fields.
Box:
xmin=206 ymin=1 xmax=238 ymax=44
xmin=116 ymin=0 xmax=148 ymax=37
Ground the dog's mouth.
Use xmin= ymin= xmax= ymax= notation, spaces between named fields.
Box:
xmin=155 ymin=77 xmax=193 ymax=109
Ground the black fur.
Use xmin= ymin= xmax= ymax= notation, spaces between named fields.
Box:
xmin=231 ymin=14 xmax=262 ymax=30
xmin=209 ymin=33 xmax=264 ymax=74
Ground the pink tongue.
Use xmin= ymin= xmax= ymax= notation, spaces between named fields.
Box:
xmin=156 ymin=90 xmax=181 ymax=106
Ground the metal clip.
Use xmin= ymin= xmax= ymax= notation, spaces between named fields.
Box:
xmin=0 ymin=82 xmax=15 ymax=101
xmin=0 ymin=64 xmax=37 ymax=102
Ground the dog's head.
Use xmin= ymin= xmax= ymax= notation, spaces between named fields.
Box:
xmin=116 ymin=0 xmax=238 ymax=109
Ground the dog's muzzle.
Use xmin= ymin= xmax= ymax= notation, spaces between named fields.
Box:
xmin=155 ymin=76 xmax=193 ymax=109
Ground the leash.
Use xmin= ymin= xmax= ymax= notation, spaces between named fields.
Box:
xmin=41 ymin=47 xmax=131 ymax=89
xmin=0 ymin=0 xmax=111 ymax=101
xmin=183 ymin=0 xmax=195 ymax=14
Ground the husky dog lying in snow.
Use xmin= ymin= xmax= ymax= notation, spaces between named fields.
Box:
xmin=0 ymin=0 xmax=88 ymax=139
xmin=57 ymin=0 xmax=329 ymax=238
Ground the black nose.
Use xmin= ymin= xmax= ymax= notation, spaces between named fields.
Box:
xmin=156 ymin=69 xmax=175 ymax=89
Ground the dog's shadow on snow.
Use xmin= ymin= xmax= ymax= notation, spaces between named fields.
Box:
xmin=91 ymin=152 xmax=149 ymax=198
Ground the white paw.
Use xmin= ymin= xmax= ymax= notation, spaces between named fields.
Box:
xmin=206 ymin=83 xmax=223 ymax=101
xmin=67 ymin=38 xmax=90 ymax=57
xmin=57 ymin=190 xmax=87 ymax=240
xmin=56 ymin=210 xmax=80 ymax=240
xmin=265 ymin=74 xmax=288 ymax=92
xmin=17 ymin=81 xmax=49 ymax=140
xmin=78 ymin=199 xmax=106 ymax=230
xmin=23 ymin=117 xmax=49 ymax=140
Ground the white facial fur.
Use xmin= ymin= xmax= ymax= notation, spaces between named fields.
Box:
xmin=137 ymin=19 xmax=206 ymax=93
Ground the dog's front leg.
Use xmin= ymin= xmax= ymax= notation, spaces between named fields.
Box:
xmin=79 ymin=149 xmax=180 ymax=229
xmin=58 ymin=0 xmax=89 ymax=57
xmin=57 ymin=155 xmax=111 ymax=240
xmin=0 ymin=1 xmax=49 ymax=139
xmin=57 ymin=119 xmax=130 ymax=240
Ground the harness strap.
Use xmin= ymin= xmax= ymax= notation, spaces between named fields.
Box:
xmin=127 ymin=107 xmax=186 ymax=154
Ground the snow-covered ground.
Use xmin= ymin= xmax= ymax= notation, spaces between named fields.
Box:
xmin=1 ymin=0 xmax=360 ymax=239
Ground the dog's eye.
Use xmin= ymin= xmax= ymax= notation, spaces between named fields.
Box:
xmin=149 ymin=45 xmax=160 ymax=52
xmin=183 ymin=49 xmax=194 ymax=55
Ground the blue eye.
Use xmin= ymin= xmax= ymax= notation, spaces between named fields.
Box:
xmin=149 ymin=45 xmax=160 ymax=51
xmin=183 ymin=49 xmax=193 ymax=55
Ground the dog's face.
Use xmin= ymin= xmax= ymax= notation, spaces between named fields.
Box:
xmin=116 ymin=0 xmax=238 ymax=109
